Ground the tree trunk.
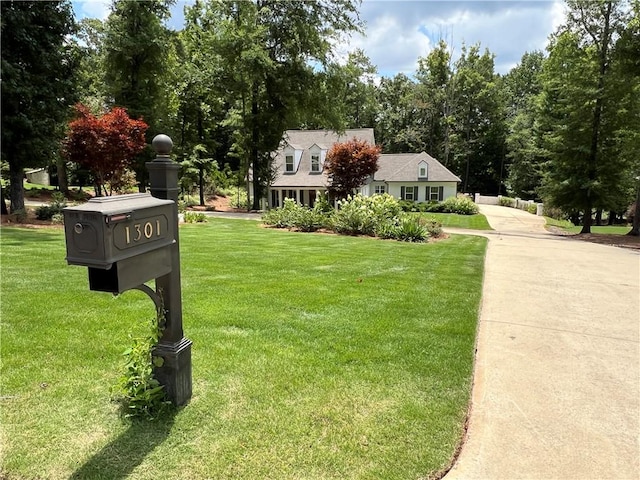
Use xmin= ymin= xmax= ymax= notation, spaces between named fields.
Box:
xmin=628 ymin=190 xmax=640 ymax=236
xmin=608 ymin=210 xmax=617 ymax=225
xmin=595 ymin=209 xmax=602 ymax=226
xmin=199 ymin=167 xmax=205 ymax=206
xmin=57 ymin=157 xmax=69 ymax=195
xmin=580 ymin=203 xmax=593 ymax=234
xmin=8 ymin=162 xmax=25 ymax=213
xmin=251 ymin=85 xmax=262 ymax=211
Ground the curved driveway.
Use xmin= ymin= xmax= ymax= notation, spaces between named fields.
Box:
xmin=444 ymin=205 xmax=639 ymax=479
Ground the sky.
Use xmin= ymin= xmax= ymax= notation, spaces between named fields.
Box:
xmin=72 ymin=0 xmax=567 ymax=76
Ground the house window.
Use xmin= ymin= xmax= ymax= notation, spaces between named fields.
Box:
xmin=401 ymin=186 xmax=419 ymax=201
xmin=311 ymin=154 xmax=320 ymax=172
xmin=419 ymin=165 xmax=428 ymax=178
xmin=428 ymin=186 xmax=444 ymax=201
xmin=285 ymin=155 xmax=294 ymax=172
xmin=374 ymin=185 xmax=385 ymax=194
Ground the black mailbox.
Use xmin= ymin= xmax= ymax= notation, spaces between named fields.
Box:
xmin=63 ymin=193 xmax=176 ymax=293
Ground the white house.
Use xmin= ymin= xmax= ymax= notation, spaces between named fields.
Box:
xmin=268 ymin=129 xmax=460 ymax=208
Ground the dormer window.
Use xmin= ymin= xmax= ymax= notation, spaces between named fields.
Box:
xmin=418 ymin=161 xmax=428 ymax=179
xmin=311 ymin=154 xmax=320 ymax=172
xmin=285 ymin=155 xmax=294 ymax=172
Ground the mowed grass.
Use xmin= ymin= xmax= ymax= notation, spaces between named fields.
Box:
xmin=1 ymin=219 xmax=487 ymax=479
xmin=420 ymin=213 xmax=492 ymax=230
xmin=544 ymin=216 xmax=632 ymax=235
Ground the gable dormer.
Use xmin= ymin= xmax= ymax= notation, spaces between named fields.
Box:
xmin=418 ymin=161 xmax=428 ymax=180
xmin=309 ymin=144 xmax=327 ymax=173
xmin=283 ymin=144 xmax=303 ymax=173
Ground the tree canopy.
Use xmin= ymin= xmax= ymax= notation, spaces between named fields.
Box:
xmin=324 ymin=138 xmax=381 ymax=200
xmin=62 ymin=104 xmax=148 ymax=196
xmin=1 ymin=0 xmax=77 ymax=212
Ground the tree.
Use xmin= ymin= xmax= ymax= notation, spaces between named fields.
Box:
xmin=414 ymin=40 xmax=455 ymax=164
xmin=324 ymin=138 xmax=381 ymax=200
xmin=191 ymin=0 xmax=362 ymax=210
xmin=540 ymin=0 xmax=634 ymax=233
xmin=103 ymin=0 xmax=175 ymax=190
xmin=375 ymin=73 xmax=418 ymax=153
xmin=503 ymin=51 xmax=546 ymax=199
xmin=179 ymin=144 xmax=218 ymax=206
xmin=1 ymin=0 xmax=78 ymax=212
xmin=63 ymin=104 xmax=148 ymax=196
xmin=325 ymin=49 xmax=379 ymax=129
xmin=449 ymin=44 xmax=506 ymax=194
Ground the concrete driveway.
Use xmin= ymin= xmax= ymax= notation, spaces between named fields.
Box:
xmin=444 ymin=205 xmax=640 ymax=479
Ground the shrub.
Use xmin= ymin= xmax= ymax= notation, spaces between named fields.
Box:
xmin=419 ymin=216 xmax=443 ymax=237
xmin=229 ymin=189 xmax=249 ymax=209
xmin=183 ymin=211 xmax=207 ymax=223
xmin=527 ymin=203 xmax=538 ymax=215
xmin=36 ymin=192 xmax=67 ymax=220
xmin=499 ymin=196 xmax=515 ymax=207
xmin=441 ymin=196 xmax=479 ymax=215
xmin=262 ymin=198 xmax=326 ymax=232
xmin=331 ymin=194 xmax=402 ymax=236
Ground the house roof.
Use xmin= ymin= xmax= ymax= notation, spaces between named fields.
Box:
xmin=271 ymin=129 xmax=375 ymax=188
xmin=270 ymin=129 xmax=460 ymax=188
xmin=374 ymin=152 xmax=461 ymax=183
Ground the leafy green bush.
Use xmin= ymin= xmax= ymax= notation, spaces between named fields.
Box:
xmin=331 ymin=194 xmax=402 ymax=236
xmin=262 ymin=198 xmax=325 ymax=232
xmin=441 ymin=196 xmax=479 ymax=215
xmin=499 ymin=196 xmax=515 ymax=207
xmin=35 ymin=192 xmax=67 ymax=220
xmin=527 ymin=203 xmax=538 ymax=215
xmin=183 ymin=211 xmax=208 ymax=223
xmin=229 ymin=189 xmax=249 ymax=209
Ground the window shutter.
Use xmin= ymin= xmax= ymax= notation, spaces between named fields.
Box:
xmin=401 ymin=186 xmax=405 ymax=200
xmin=439 ymin=186 xmax=444 ymax=201
xmin=413 ymin=186 xmax=419 ymax=201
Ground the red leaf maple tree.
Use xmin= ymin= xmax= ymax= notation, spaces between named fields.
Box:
xmin=324 ymin=138 xmax=381 ymax=200
xmin=63 ymin=104 xmax=148 ymax=196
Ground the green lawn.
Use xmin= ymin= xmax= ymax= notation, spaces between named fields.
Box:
xmin=419 ymin=212 xmax=493 ymax=230
xmin=1 ymin=219 xmax=487 ymax=479
xmin=544 ymin=216 xmax=632 ymax=235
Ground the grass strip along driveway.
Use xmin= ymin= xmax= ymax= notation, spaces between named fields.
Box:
xmin=1 ymin=218 xmax=486 ymax=479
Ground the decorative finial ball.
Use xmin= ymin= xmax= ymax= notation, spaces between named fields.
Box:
xmin=152 ymin=134 xmax=173 ymax=155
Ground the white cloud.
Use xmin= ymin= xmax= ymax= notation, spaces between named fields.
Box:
xmin=343 ymin=0 xmax=566 ymax=76
xmin=73 ymin=0 xmax=110 ymax=20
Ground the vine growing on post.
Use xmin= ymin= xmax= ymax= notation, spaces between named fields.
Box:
xmin=111 ymin=296 xmax=171 ymax=420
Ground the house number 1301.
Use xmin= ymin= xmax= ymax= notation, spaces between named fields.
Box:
xmin=124 ymin=220 xmax=161 ymax=244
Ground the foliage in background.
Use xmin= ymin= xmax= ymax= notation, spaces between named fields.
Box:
xmin=0 ymin=0 xmax=78 ymax=212
xmin=183 ymin=211 xmax=208 ymax=223
xmin=62 ymin=104 xmax=148 ymax=196
xmin=440 ymin=196 xmax=480 ymax=215
xmin=35 ymin=192 xmax=68 ymax=221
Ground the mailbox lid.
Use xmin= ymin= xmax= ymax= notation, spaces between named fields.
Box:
xmin=64 ymin=193 xmax=174 ymax=216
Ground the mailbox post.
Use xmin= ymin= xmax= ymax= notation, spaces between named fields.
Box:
xmin=63 ymin=134 xmax=192 ymax=407
xmin=147 ymin=134 xmax=192 ymax=406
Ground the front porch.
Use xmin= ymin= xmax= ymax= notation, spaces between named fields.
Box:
xmin=269 ymin=188 xmax=327 ymax=208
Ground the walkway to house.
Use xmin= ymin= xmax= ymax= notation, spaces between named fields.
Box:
xmin=443 ymin=205 xmax=639 ymax=479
